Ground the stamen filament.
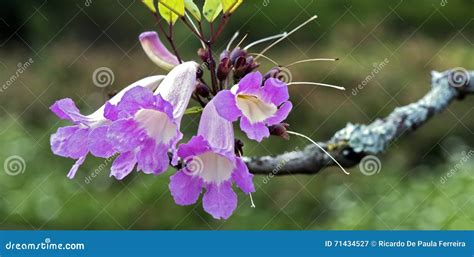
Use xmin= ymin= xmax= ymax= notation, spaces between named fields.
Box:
xmin=249 ymin=193 xmax=256 ymax=208
xmin=288 ymin=82 xmax=345 ymax=91
xmin=286 ymin=58 xmax=339 ymax=67
xmin=227 ymin=31 xmax=240 ymax=51
xmin=184 ymin=12 xmax=206 ymax=48
xmin=286 ymin=131 xmax=350 ymax=175
xmin=255 ymin=15 xmax=318 ymax=61
xmin=235 ymin=33 xmax=249 ymax=49
xmin=243 ymin=32 xmax=288 ymax=50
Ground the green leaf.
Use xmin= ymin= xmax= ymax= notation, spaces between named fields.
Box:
xmin=158 ymin=0 xmax=185 ymax=24
xmin=142 ymin=0 xmax=157 ymax=13
xmin=203 ymin=0 xmax=222 ymax=22
xmin=184 ymin=106 xmax=203 ymax=115
xmin=185 ymin=0 xmax=201 ymax=21
xmin=221 ymin=0 xmax=243 ymax=13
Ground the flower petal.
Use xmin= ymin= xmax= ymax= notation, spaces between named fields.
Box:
xmin=177 ymin=136 xmax=211 ymax=159
xmin=110 ymin=151 xmax=137 ymax=180
xmin=88 ymin=126 xmax=115 ymax=158
xmin=236 ymin=71 xmax=263 ymax=94
xmin=66 ymin=127 xmax=90 ymax=159
xmin=50 ymin=98 xmax=90 ymax=124
xmin=114 ymin=86 xmax=156 ymax=118
xmin=202 ymin=181 xmax=237 ymax=219
xmin=266 ymin=101 xmax=293 ymax=126
xmin=139 ymin=31 xmax=179 ymax=71
xmin=136 ymin=139 xmax=169 ymax=175
xmin=198 ymin=100 xmax=235 ymax=152
xmin=169 ymin=171 xmax=203 ymax=205
xmin=262 ymin=78 xmax=289 ymax=105
xmin=107 ymin=118 xmax=146 ymax=152
xmin=51 ymin=126 xmax=80 ymax=157
xmin=155 ymin=61 xmax=198 ymax=122
xmin=232 ymin=158 xmax=255 ymax=194
xmin=213 ymin=90 xmax=241 ymax=122
xmin=240 ymin=116 xmax=270 ymax=142
xmin=67 ymin=155 xmax=87 ymax=179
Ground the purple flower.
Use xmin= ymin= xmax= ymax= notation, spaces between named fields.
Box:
xmin=213 ymin=71 xmax=293 ymax=141
xmin=139 ymin=31 xmax=179 ymax=71
xmin=169 ymin=99 xmax=255 ymax=220
xmin=105 ymin=62 xmax=198 ymax=180
xmin=50 ymin=76 xmax=165 ymax=179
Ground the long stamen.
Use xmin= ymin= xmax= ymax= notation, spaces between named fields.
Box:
xmin=235 ymin=33 xmax=249 ymax=49
xmin=286 ymin=58 xmax=339 ymax=67
xmin=248 ymin=52 xmax=279 ymax=66
xmin=288 ymin=82 xmax=345 ymax=91
xmin=243 ymin=32 xmax=288 ymax=50
xmin=249 ymin=193 xmax=256 ymax=208
xmin=255 ymin=15 xmax=318 ymax=61
xmin=226 ymin=31 xmax=240 ymax=51
xmin=185 ymin=12 xmax=206 ymax=48
xmin=286 ymin=131 xmax=350 ymax=175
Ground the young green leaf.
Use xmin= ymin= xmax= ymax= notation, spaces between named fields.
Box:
xmin=158 ymin=0 xmax=185 ymax=24
xmin=142 ymin=0 xmax=157 ymax=13
xmin=184 ymin=106 xmax=204 ymax=115
xmin=203 ymin=0 xmax=223 ymax=22
xmin=184 ymin=0 xmax=201 ymax=21
xmin=221 ymin=0 xmax=243 ymax=14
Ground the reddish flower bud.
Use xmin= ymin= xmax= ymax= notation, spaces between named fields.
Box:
xmin=269 ymin=123 xmax=290 ymax=140
xmin=217 ymin=57 xmax=232 ymax=81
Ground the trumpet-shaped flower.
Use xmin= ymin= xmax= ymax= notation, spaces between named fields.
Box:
xmin=139 ymin=31 xmax=180 ymax=71
xmin=105 ymin=61 xmax=198 ymax=180
xmin=169 ymin=99 xmax=255 ymax=219
xmin=50 ymin=75 xmax=165 ymax=179
xmin=213 ymin=71 xmax=293 ymax=141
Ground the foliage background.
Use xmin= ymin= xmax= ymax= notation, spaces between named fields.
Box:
xmin=0 ymin=0 xmax=473 ymax=229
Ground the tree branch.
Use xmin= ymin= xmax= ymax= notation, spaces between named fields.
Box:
xmin=244 ymin=68 xmax=474 ymax=175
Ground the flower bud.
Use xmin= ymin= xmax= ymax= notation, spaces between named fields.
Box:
xmin=269 ymin=123 xmax=290 ymax=140
xmin=196 ymin=82 xmax=210 ymax=98
xmin=230 ymin=47 xmax=247 ymax=64
xmin=217 ymin=57 xmax=232 ymax=81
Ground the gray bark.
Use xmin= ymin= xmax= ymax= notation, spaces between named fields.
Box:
xmin=244 ymin=68 xmax=474 ymax=175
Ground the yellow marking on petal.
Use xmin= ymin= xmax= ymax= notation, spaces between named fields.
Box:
xmin=236 ymin=94 xmax=277 ymax=123
xmin=135 ymin=109 xmax=178 ymax=144
xmin=197 ymin=152 xmax=234 ymax=184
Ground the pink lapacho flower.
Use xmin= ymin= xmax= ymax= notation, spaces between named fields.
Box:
xmin=104 ymin=61 xmax=198 ymax=179
xmin=169 ymin=99 xmax=255 ymax=219
xmin=213 ymin=71 xmax=293 ymax=141
xmin=50 ymin=75 xmax=165 ymax=178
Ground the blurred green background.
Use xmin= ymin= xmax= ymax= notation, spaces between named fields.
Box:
xmin=0 ymin=0 xmax=473 ymax=229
